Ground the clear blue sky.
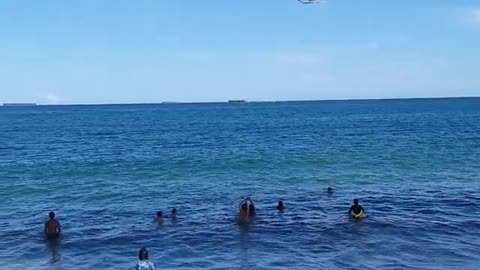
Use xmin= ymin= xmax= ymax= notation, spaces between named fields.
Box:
xmin=1 ymin=0 xmax=479 ymax=104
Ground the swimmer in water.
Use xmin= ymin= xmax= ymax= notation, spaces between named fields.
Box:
xmin=239 ymin=202 xmax=249 ymax=223
xmin=245 ymin=198 xmax=256 ymax=218
xmin=44 ymin=211 xmax=61 ymax=240
xmin=348 ymin=199 xmax=365 ymax=218
xmin=137 ymin=247 xmax=155 ymax=270
xmin=248 ymin=202 xmax=256 ymax=218
xmin=276 ymin=200 xmax=286 ymax=211
xmin=171 ymin=208 xmax=177 ymax=221
xmin=327 ymin=187 xmax=334 ymax=194
xmin=238 ymin=197 xmax=256 ymax=223
xmin=155 ymin=211 xmax=164 ymax=225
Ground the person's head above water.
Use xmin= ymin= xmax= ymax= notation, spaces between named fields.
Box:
xmin=157 ymin=211 xmax=163 ymax=218
xmin=49 ymin=212 xmax=55 ymax=219
xmin=277 ymin=200 xmax=285 ymax=210
xmin=354 ymin=199 xmax=359 ymax=205
xmin=172 ymin=208 xmax=177 ymax=215
xmin=241 ymin=203 xmax=248 ymax=210
xmin=328 ymin=187 xmax=333 ymax=192
xmin=138 ymin=247 xmax=149 ymax=261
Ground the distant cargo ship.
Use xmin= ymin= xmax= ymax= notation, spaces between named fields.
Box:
xmin=228 ymin=100 xmax=246 ymax=103
xmin=2 ymin=103 xmax=37 ymax=106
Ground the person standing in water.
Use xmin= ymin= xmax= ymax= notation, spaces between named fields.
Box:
xmin=136 ymin=247 xmax=155 ymax=270
xmin=247 ymin=198 xmax=256 ymax=218
xmin=238 ymin=197 xmax=256 ymax=223
xmin=348 ymin=199 xmax=366 ymax=218
xmin=44 ymin=211 xmax=61 ymax=239
xmin=239 ymin=201 xmax=249 ymax=223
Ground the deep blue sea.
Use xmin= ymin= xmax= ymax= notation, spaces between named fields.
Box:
xmin=1 ymin=98 xmax=479 ymax=270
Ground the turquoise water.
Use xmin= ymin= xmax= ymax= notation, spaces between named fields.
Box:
xmin=1 ymin=98 xmax=479 ymax=269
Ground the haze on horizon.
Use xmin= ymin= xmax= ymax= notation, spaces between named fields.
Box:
xmin=1 ymin=0 xmax=479 ymax=105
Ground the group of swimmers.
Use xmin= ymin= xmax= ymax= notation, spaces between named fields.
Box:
xmin=43 ymin=187 xmax=366 ymax=270
xmin=237 ymin=188 xmax=366 ymax=221
xmin=155 ymin=208 xmax=178 ymax=225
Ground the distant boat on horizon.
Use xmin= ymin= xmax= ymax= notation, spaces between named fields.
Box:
xmin=2 ymin=103 xmax=37 ymax=107
xmin=228 ymin=100 xmax=247 ymax=103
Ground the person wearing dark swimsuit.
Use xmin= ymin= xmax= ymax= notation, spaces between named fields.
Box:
xmin=348 ymin=199 xmax=366 ymax=218
xmin=44 ymin=212 xmax=61 ymax=239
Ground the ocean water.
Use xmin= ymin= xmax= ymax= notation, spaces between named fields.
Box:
xmin=0 ymin=98 xmax=479 ymax=270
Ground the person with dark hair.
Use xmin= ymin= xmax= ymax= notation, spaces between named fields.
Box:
xmin=137 ymin=247 xmax=155 ymax=270
xmin=348 ymin=199 xmax=366 ymax=219
xmin=276 ymin=201 xmax=286 ymax=211
xmin=170 ymin=208 xmax=178 ymax=221
xmin=327 ymin=187 xmax=334 ymax=194
xmin=238 ymin=197 xmax=256 ymax=223
xmin=155 ymin=211 xmax=163 ymax=225
xmin=44 ymin=211 xmax=61 ymax=239
xmin=239 ymin=202 xmax=249 ymax=223
xmin=248 ymin=200 xmax=256 ymax=218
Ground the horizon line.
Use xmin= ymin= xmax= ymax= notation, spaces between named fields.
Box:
xmin=1 ymin=95 xmax=479 ymax=106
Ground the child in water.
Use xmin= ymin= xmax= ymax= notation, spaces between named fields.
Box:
xmin=238 ymin=197 xmax=256 ymax=223
xmin=276 ymin=201 xmax=286 ymax=211
xmin=170 ymin=208 xmax=177 ymax=221
xmin=136 ymin=247 xmax=155 ymax=270
xmin=239 ymin=202 xmax=249 ymax=223
xmin=248 ymin=198 xmax=256 ymax=218
xmin=155 ymin=211 xmax=163 ymax=225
